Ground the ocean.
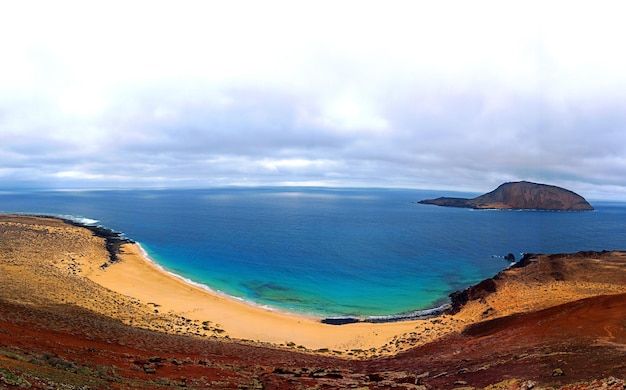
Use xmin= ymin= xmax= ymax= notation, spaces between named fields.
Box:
xmin=1 ymin=187 xmax=625 ymax=317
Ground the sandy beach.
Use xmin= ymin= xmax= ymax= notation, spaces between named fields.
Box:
xmin=2 ymin=214 xmax=626 ymax=359
xmin=0 ymin=215 xmax=463 ymax=357
xmin=86 ymin=240 xmax=473 ymax=356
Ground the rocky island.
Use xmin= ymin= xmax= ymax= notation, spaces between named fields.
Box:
xmin=419 ymin=181 xmax=594 ymax=211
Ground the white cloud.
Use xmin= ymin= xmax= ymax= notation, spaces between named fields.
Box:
xmin=54 ymin=170 xmax=104 ymax=180
xmin=0 ymin=1 xmax=625 ymax=197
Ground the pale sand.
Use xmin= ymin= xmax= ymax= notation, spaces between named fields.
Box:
xmin=85 ymin=243 xmax=462 ymax=354
xmin=4 ymin=215 xmax=625 ymax=359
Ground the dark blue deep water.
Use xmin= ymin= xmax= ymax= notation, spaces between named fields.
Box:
xmin=1 ymin=187 xmax=625 ymax=317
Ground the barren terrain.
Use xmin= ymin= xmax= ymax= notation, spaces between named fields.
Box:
xmin=1 ymin=215 xmax=625 ymax=389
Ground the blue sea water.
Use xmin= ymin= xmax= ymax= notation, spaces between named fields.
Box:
xmin=1 ymin=187 xmax=625 ymax=317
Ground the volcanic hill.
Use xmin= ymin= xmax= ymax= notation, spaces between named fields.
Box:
xmin=419 ymin=181 xmax=594 ymax=211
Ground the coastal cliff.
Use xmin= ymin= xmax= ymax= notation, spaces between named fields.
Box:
xmin=419 ymin=181 xmax=594 ymax=211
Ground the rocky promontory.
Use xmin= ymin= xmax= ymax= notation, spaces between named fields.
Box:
xmin=419 ymin=181 xmax=594 ymax=211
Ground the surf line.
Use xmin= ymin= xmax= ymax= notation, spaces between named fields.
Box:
xmin=321 ymin=303 xmax=451 ymax=325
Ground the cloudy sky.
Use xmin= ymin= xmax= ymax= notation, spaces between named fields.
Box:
xmin=1 ymin=1 xmax=625 ymax=198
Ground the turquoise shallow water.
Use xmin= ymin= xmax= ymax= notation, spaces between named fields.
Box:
xmin=1 ymin=187 xmax=625 ymax=317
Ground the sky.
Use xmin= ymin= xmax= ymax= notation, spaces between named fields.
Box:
xmin=1 ymin=1 xmax=626 ymax=199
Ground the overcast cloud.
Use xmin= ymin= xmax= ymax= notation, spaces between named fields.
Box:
xmin=1 ymin=1 xmax=626 ymax=198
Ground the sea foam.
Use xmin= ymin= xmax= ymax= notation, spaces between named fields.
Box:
xmin=135 ymin=242 xmax=316 ymax=319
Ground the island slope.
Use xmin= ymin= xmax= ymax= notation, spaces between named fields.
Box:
xmin=419 ymin=181 xmax=594 ymax=210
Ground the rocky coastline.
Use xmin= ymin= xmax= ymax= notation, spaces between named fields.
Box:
xmin=59 ymin=217 xmax=134 ymax=267
xmin=1 ymin=214 xmax=626 ymax=389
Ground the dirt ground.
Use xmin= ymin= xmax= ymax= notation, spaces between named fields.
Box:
xmin=1 ymin=215 xmax=626 ymax=389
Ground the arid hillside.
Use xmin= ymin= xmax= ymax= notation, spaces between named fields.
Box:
xmin=1 ymin=215 xmax=625 ymax=389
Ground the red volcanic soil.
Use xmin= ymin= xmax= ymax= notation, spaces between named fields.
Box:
xmin=373 ymin=292 xmax=626 ymax=389
xmin=1 ymin=215 xmax=625 ymax=389
xmin=0 ymin=299 xmax=350 ymax=389
xmin=2 ymin=292 xmax=626 ymax=389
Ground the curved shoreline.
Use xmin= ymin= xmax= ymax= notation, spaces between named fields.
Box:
xmin=138 ymin=242 xmax=456 ymax=324
xmin=134 ymin=242 xmax=324 ymax=321
xmin=94 ymin=243 xmax=460 ymax=353
xmin=3 ymin=214 xmax=626 ymax=361
xmin=53 ymin=214 xmax=458 ymax=324
xmin=6 ymin=214 xmax=457 ymax=354
xmin=4 ymin=215 xmax=626 ymax=389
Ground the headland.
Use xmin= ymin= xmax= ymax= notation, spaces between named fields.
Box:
xmin=1 ymin=214 xmax=626 ymax=388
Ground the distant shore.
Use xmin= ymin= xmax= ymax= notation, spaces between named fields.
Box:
xmin=1 ymin=214 xmax=625 ymax=359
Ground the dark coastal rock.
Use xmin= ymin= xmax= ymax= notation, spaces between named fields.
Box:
xmin=419 ymin=181 xmax=594 ymax=211
xmin=448 ymin=250 xmax=622 ymax=316
xmin=510 ymin=252 xmax=538 ymax=269
xmin=321 ymin=304 xmax=452 ymax=325
xmin=449 ymin=278 xmax=497 ymax=314
xmin=449 ymin=252 xmax=539 ymax=314
xmin=59 ymin=217 xmax=134 ymax=266
xmin=321 ymin=317 xmax=361 ymax=325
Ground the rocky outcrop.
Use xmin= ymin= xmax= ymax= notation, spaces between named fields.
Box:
xmin=419 ymin=181 xmax=594 ymax=211
xmin=61 ymin=217 xmax=134 ymax=266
